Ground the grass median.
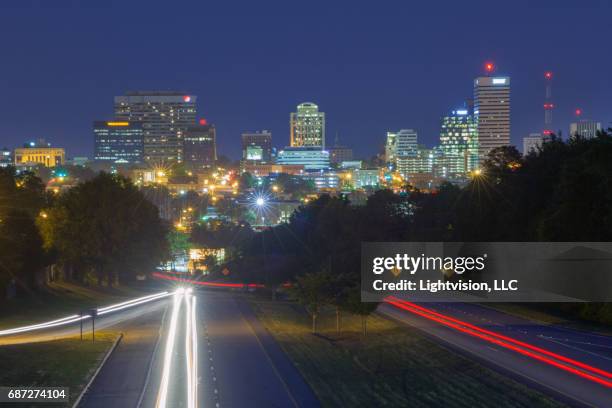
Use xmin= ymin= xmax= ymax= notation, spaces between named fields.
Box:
xmin=249 ymin=298 xmax=567 ymax=408
xmin=0 ymin=330 xmax=119 ymax=405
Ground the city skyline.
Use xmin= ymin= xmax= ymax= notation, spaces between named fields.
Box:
xmin=1 ymin=2 xmax=611 ymax=159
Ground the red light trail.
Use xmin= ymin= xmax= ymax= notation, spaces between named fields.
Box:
xmin=385 ymin=297 xmax=612 ymax=388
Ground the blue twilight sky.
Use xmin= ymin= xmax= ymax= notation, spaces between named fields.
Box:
xmin=0 ymin=0 xmax=611 ymax=159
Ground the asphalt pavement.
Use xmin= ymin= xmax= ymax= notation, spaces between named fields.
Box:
xmin=139 ymin=289 xmax=319 ymax=408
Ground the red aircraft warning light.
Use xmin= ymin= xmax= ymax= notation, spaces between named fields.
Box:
xmin=544 ymin=71 xmax=553 ymax=80
xmin=199 ymin=118 xmax=207 ymax=125
xmin=575 ymin=108 xmax=583 ymax=116
xmin=183 ymin=95 xmax=191 ymax=102
xmin=484 ymin=61 xmax=495 ymax=74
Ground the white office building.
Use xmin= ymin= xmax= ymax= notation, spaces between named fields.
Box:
xmin=570 ymin=120 xmax=602 ymax=139
xmin=523 ymin=133 xmax=545 ymax=156
xmin=474 ymin=76 xmax=511 ymax=160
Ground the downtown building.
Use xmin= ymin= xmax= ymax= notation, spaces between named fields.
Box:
xmin=0 ymin=147 xmax=11 ymax=167
xmin=386 ymin=129 xmax=418 ymax=166
xmin=439 ymin=108 xmax=479 ymax=176
xmin=184 ymin=122 xmax=216 ymax=170
xmin=290 ymin=102 xmax=325 ymax=147
xmin=114 ymin=91 xmax=197 ymax=163
xmin=93 ymin=121 xmax=144 ymax=164
xmin=570 ymin=120 xmax=602 ymax=139
xmin=14 ymin=139 xmax=65 ymax=168
xmin=241 ymin=130 xmax=273 ymax=164
xmin=523 ymin=133 xmax=545 ymax=156
xmin=474 ymin=76 xmax=511 ymax=160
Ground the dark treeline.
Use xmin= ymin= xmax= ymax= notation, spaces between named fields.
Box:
xmin=0 ymin=170 xmax=168 ymax=298
xmin=229 ymin=131 xmax=612 ymax=324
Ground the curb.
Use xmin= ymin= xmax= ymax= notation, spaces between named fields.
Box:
xmin=72 ymin=332 xmax=124 ymax=408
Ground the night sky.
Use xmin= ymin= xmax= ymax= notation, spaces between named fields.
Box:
xmin=1 ymin=0 xmax=610 ymax=160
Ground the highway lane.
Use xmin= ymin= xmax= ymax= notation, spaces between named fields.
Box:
xmin=78 ymin=304 xmax=167 ymax=407
xmin=140 ymin=289 xmax=319 ymax=408
xmin=380 ymin=300 xmax=612 ymax=407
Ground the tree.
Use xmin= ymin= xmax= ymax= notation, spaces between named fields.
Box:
xmin=41 ymin=173 xmax=169 ymax=286
xmin=0 ymin=210 xmax=49 ymax=296
xmin=289 ymin=271 xmax=333 ymax=334
xmin=0 ymin=168 xmax=51 ymax=297
xmin=342 ymin=286 xmax=379 ymax=335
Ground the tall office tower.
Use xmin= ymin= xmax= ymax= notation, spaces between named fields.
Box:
xmin=523 ymin=133 xmax=544 ymax=156
xmin=241 ymin=130 xmax=272 ymax=164
xmin=474 ymin=75 xmax=510 ymax=160
xmin=439 ymin=108 xmax=479 ymax=175
xmin=290 ymin=102 xmax=325 ymax=147
xmin=184 ymin=121 xmax=216 ymax=170
xmin=93 ymin=121 xmax=144 ymax=164
xmin=570 ymin=120 xmax=602 ymax=139
xmin=114 ymin=91 xmax=197 ymax=163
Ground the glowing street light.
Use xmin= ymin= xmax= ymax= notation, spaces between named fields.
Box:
xmin=256 ymin=197 xmax=265 ymax=207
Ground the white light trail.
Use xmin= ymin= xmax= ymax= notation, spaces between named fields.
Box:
xmin=0 ymin=314 xmax=89 ymax=336
xmin=156 ymin=290 xmax=184 ymax=408
xmin=185 ymin=294 xmax=198 ymax=408
xmin=192 ymin=295 xmax=198 ymax=408
xmin=97 ymin=291 xmax=171 ymax=315
xmin=0 ymin=290 xmax=172 ymax=337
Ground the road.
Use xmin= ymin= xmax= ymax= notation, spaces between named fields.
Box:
xmin=380 ymin=299 xmax=612 ymax=407
xmin=139 ymin=289 xmax=319 ymax=408
xmin=0 ymin=293 xmax=170 ymax=346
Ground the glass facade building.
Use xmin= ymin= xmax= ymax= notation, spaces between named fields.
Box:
xmin=93 ymin=121 xmax=144 ymax=164
xmin=439 ymin=109 xmax=479 ymax=176
xmin=277 ymin=146 xmax=330 ymax=171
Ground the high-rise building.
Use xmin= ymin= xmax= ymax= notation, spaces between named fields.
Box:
xmin=0 ymin=148 xmax=11 ymax=167
xmin=290 ymin=102 xmax=325 ymax=147
xmin=93 ymin=121 xmax=144 ymax=164
xmin=241 ymin=131 xmax=272 ymax=164
xmin=439 ymin=108 xmax=479 ymax=175
xmin=385 ymin=131 xmax=397 ymax=164
xmin=570 ymin=120 xmax=602 ymax=139
xmin=14 ymin=139 xmax=65 ymax=168
xmin=474 ymin=76 xmax=511 ymax=160
xmin=395 ymin=129 xmax=418 ymax=158
xmin=523 ymin=133 xmax=545 ymax=156
xmin=184 ymin=122 xmax=216 ymax=170
xmin=114 ymin=91 xmax=197 ymax=163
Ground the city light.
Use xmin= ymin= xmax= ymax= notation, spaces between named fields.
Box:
xmin=256 ymin=197 xmax=265 ymax=206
